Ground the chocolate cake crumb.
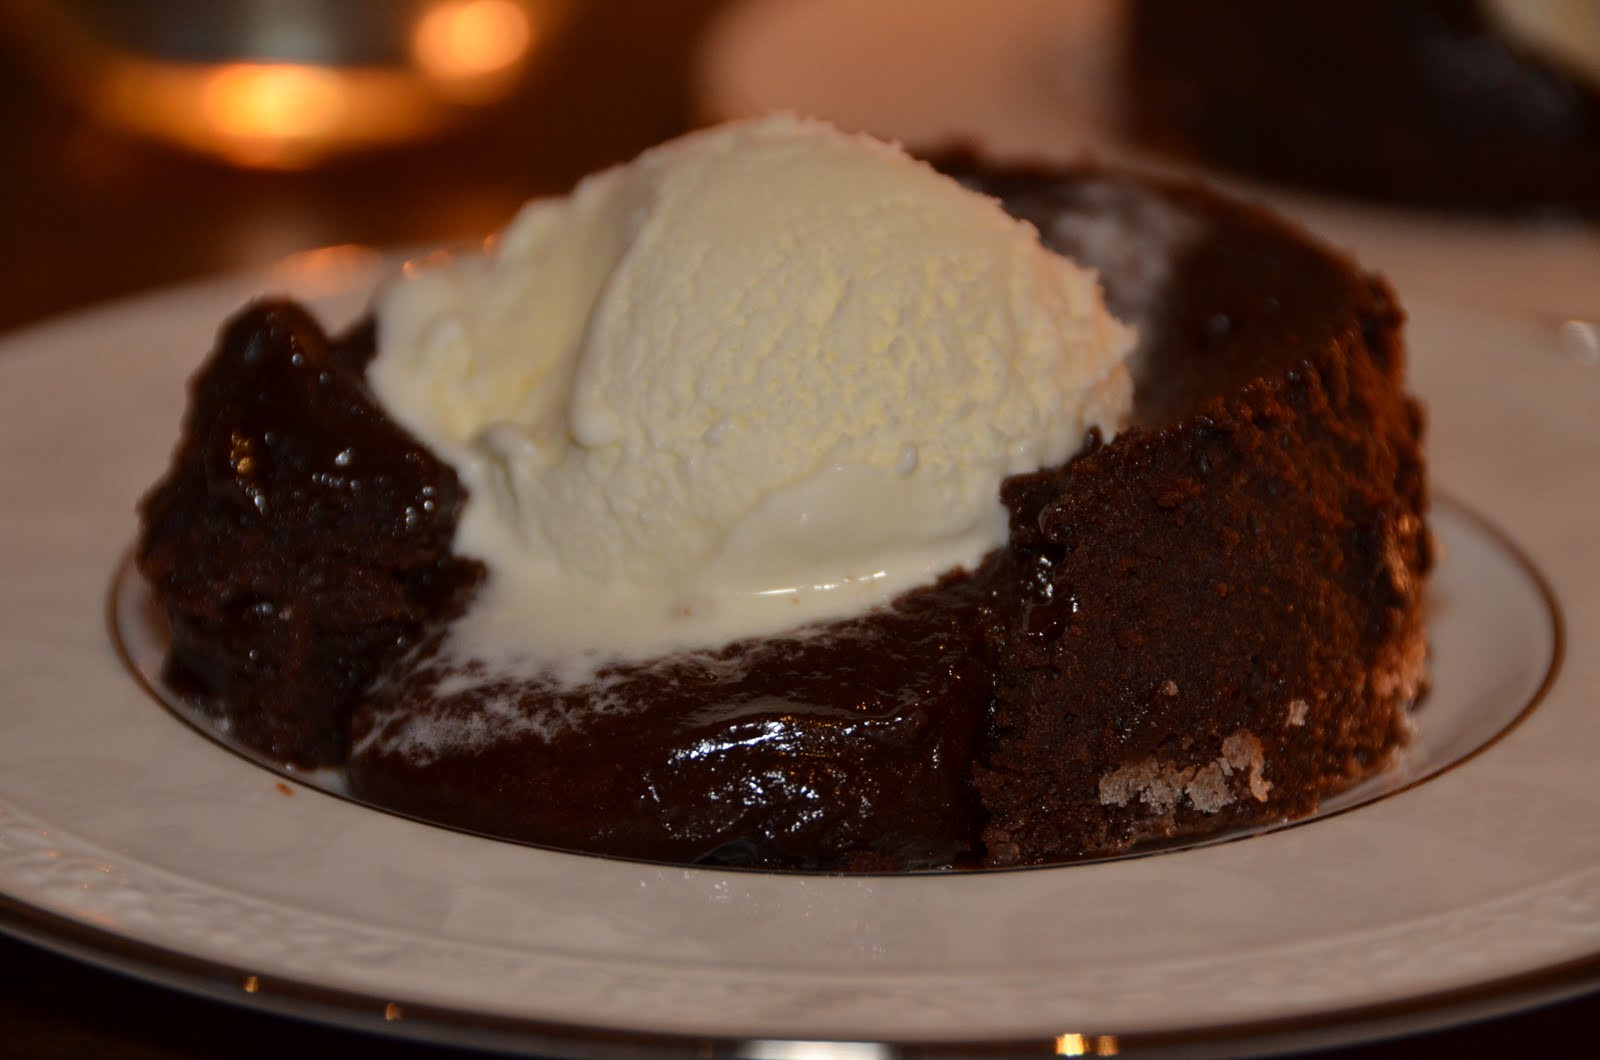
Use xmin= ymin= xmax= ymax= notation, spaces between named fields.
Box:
xmin=1098 ymin=730 xmax=1270 ymax=817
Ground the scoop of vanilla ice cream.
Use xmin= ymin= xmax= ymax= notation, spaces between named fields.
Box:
xmin=369 ymin=115 xmax=1136 ymax=671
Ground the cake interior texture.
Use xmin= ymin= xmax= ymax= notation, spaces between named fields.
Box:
xmin=137 ymin=163 xmax=1430 ymax=871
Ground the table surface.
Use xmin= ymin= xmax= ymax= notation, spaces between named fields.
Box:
xmin=1 ymin=1 xmax=1598 ymax=1056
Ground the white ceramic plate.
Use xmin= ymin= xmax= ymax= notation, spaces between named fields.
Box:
xmin=0 ymin=238 xmax=1597 ymax=1057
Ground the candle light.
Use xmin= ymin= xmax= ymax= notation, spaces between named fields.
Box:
xmin=1 ymin=0 xmax=567 ymax=168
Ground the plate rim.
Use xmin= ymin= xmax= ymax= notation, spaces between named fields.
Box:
xmin=5 ymin=887 xmax=1600 ymax=1059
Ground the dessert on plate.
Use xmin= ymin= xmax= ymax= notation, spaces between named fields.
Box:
xmin=136 ymin=115 xmax=1430 ymax=871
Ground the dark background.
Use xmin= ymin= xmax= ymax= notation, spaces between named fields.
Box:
xmin=0 ymin=0 xmax=727 ymax=334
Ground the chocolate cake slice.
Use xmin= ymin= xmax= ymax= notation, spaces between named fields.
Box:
xmin=136 ymin=163 xmax=1429 ymax=870
xmin=963 ymin=168 xmax=1428 ymax=862
xmin=137 ymin=303 xmax=483 ymax=766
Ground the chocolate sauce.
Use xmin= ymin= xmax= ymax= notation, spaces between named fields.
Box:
xmin=352 ymin=571 xmax=993 ymax=870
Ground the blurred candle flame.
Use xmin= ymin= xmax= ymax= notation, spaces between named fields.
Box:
xmin=414 ymin=0 xmax=536 ymax=101
xmin=201 ymin=64 xmax=347 ymax=165
xmin=1 ymin=0 xmax=562 ymax=169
